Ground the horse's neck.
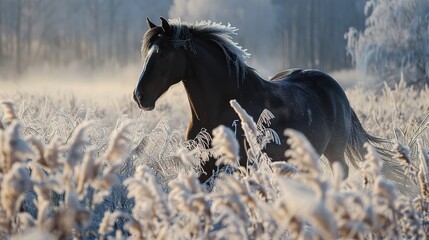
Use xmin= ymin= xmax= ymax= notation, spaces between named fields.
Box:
xmin=182 ymin=44 xmax=264 ymax=127
xmin=183 ymin=63 xmax=236 ymax=125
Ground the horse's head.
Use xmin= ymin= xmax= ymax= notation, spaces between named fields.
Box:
xmin=133 ymin=17 xmax=188 ymax=110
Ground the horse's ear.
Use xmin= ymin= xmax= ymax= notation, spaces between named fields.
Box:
xmin=160 ymin=17 xmax=171 ymax=33
xmin=146 ymin=18 xmax=156 ymax=29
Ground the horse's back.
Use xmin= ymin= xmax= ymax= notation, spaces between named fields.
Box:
xmin=271 ymin=69 xmax=348 ymax=104
xmin=266 ymin=69 xmax=353 ymax=160
xmin=271 ymin=69 xmax=339 ymax=88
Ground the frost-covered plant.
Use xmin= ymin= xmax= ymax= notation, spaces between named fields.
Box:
xmin=229 ymin=100 xmax=280 ymax=170
xmin=132 ymin=117 xmax=189 ymax=183
xmin=0 ymin=81 xmax=428 ymax=239
xmin=0 ymin=102 xmax=137 ymax=238
xmin=360 ymin=142 xmax=383 ymax=186
xmin=1 ymin=164 xmax=33 ymax=220
xmin=346 ymin=0 xmax=429 ymax=86
xmin=99 ymin=211 xmax=123 ymax=239
xmin=123 ymin=166 xmax=171 ymax=239
xmin=212 ymin=125 xmax=241 ymax=170
xmin=284 ymin=129 xmax=321 ymax=178
xmin=169 ymin=174 xmax=211 ymax=237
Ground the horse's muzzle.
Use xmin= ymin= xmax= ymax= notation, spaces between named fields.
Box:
xmin=133 ymin=91 xmax=154 ymax=111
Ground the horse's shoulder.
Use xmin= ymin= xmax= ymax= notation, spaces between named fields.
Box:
xmin=269 ymin=68 xmax=303 ymax=81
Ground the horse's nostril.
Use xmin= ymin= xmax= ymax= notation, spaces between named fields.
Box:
xmin=138 ymin=94 xmax=144 ymax=102
xmin=133 ymin=91 xmax=144 ymax=105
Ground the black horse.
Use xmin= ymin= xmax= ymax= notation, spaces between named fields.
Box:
xmin=133 ymin=17 xmax=378 ymax=183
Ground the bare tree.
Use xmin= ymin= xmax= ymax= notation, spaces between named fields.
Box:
xmin=346 ymin=0 xmax=429 ymax=86
xmin=0 ymin=0 xmax=366 ymax=75
xmin=107 ymin=0 xmax=122 ymax=61
xmin=15 ymin=0 xmax=22 ymax=73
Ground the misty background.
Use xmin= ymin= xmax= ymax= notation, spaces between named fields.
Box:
xmin=1 ymin=0 xmax=428 ymax=88
xmin=0 ymin=0 xmax=365 ymax=79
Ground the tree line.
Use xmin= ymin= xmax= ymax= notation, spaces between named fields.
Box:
xmin=0 ymin=0 xmax=366 ymax=75
xmin=272 ymin=0 xmax=365 ymax=71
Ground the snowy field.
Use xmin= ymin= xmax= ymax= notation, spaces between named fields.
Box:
xmin=0 ymin=67 xmax=428 ymax=239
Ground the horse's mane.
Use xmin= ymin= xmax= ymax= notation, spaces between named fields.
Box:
xmin=141 ymin=19 xmax=251 ymax=81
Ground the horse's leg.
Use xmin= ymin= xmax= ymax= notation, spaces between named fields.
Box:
xmin=198 ymin=157 xmax=218 ymax=183
xmin=323 ymin=145 xmax=349 ymax=177
xmin=187 ymin=121 xmax=217 ymax=184
xmin=199 ymin=131 xmax=248 ymax=184
xmin=323 ymin=132 xmax=350 ymax=177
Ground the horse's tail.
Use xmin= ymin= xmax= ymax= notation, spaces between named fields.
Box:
xmin=345 ymin=109 xmax=391 ymax=168
xmin=346 ymin=109 xmax=415 ymax=195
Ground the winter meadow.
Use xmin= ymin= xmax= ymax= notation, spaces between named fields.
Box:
xmin=1 ymin=0 xmax=429 ymax=239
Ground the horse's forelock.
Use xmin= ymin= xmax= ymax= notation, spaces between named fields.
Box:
xmin=141 ymin=27 xmax=162 ymax=58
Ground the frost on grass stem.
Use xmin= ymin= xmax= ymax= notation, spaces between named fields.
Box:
xmin=76 ymin=147 xmax=99 ymax=198
xmin=124 ymin=166 xmax=170 ymax=238
xmin=392 ymin=140 xmax=418 ymax=181
xmin=27 ymin=136 xmax=62 ymax=172
xmin=0 ymin=163 xmax=32 ymax=218
xmin=169 ymin=175 xmax=211 ymax=236
xmin=1 ymin=121 xmax=33 ymax=173
xmin=274 ymin=178 xmax=337 ymax=239
xmin=1 ymin=101 xmax=17 ymax=126
xmin=211 ymin=175 xmax=254 ymax=228
xmin=229 ymin=100 xmax=263 ymax=162
xmin=284 ymin=129 xmax=321 ymax=177
xmin=230 ymin=100 xmax=257 ymax=135
xmin=65 ymin=121 xmax=95 ymax=165
xmin=179 ymin=129 xmax=212 ymax=172
xmin=360 ymin=142 xmax=383 ymax=185
xmin=395 ymin=196 xmax=424 ymax=238
xmin=374 ymin=176 xmax=398 ymax=207
xmin=169 ymin=174 xmax=209 ymax=216
xmin=417 ymin=141 xmax=429 ymax=198
xmin=392 ymin=140 xmax=412 ymax=166
xmin=99 ymin=211 xmax=123 ymax=239
xmin=212 ymin=125 xmax=240 ymax=169
xmin=102 ymin=120 xmax=133 ymax=162
xmin=270 ymin=161 xmax=298 ymax=177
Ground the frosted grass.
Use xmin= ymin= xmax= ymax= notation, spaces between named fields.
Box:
xmin=0 ymin=78 xmax=428 ymax=239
